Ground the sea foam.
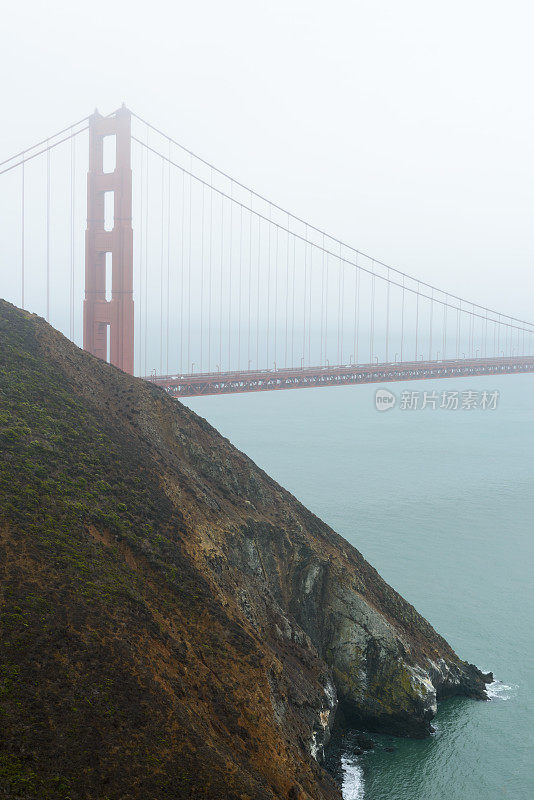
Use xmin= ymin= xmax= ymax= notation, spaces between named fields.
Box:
xmin=341 ymin=754 xmax=365 ymax=800
xmin=486 ymin=679 xmax=517 ymax=701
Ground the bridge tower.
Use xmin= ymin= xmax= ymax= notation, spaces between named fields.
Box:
xmin=83 ymin=105 xmax=134 ymax=374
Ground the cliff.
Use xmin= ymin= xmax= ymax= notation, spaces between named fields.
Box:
xmin=0 ymin=299 xmax=490 ymax=800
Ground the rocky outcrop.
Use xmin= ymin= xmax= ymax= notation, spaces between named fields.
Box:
xmin=0 ymin=299 xmax=490 ymax=800
xmin=212 ymin=518 xmax=490 ymax=741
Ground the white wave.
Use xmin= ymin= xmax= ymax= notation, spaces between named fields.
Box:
xmin=486 ymin=679 xmax=517 ymax=701
xmin=341 ymin=754 xmax=365 ymax=800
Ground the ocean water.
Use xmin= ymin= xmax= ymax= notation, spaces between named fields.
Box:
xmin=182 ymin=373 xmax=534 ymax=800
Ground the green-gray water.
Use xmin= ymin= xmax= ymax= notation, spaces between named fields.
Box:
xmin=183 ymin=373 xmax=534 ymax=800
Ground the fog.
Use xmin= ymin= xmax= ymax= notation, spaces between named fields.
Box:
xmin=2 ymin=0 xmax=533 ymax=365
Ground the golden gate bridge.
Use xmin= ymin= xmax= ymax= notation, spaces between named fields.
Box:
xmin=1 ymin=105 xmax=533 ymax=396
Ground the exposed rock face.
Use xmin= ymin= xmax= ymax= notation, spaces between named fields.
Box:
xmin=221 ymin=516 xmax=488 ymax=740
xmin=0 ymin=300 xmax=490 ymax=800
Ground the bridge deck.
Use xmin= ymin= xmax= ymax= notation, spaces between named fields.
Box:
xmin=145 ymin=357 xmax=534 ymax=398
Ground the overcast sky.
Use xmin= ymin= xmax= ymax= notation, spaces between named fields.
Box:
xmin=3 ymin=0 xmax=533 ymax=320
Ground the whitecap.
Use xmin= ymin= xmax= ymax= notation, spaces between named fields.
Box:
xmin=341 ymin=754 xmax=365 ymax=800
xmin=486 ymin=679 xmax=517 ymax=701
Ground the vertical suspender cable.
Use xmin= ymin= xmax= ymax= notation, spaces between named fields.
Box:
xmin=21 ymin=161 xmax=25 ymax=310
xmin=308 ymin=242 xmax=312 ymax=366
xmin=70 ymin=131 xmax=75 ymax=341
xmin=337 ymin=253 xmax=342 ymax=364
xmin=400 ymin=276 xmax=405 ymax=362
xmin=355 ymin=260 xmax=360 ymax=364
xmin=248 ymin=197 xmax=252 ymax=369
xmin=303 ymin=226 xmax=307 ymax=366
xmin=144 ymin=130 xmax=150 ymax=376
xmin=200 ymin=185 xmax=205 ymax=371
xmin=227 ymin=181 xmax=234 ymax=372
xmin=470 ymin=304 xmax=474 ymax=357
xmin=443 ymin=294 xmax=447 ymax=361
xmin=238 ymin=205 xmax=243 ymax=370
xmin=428 ymin=289 xmax=434 ymax=361
xmin=291 ymin=236 xmax=296 ymax=367
xmin=219 ymin=192 xmax=224 ymax=370
xmin=208 ymin=169 xmax=213 ymax=371
xmin=166 ymin=145 xmax=171 ymax=374
xmin=456 ymin=301 xmax=461 ymax=360
xmin=180 ymin=166 xmax=185 ymax=373
xmin=414 ymin=281 xmax=419 ymax=360
xmin=258 ymin=214 xmax=262 ymax=369
xmin=285 ymin=225 xmax=289 ymax=367
xmin=340 ymin=246 xmax=345 ymax=364
xmin=385 ymin=267 xmax=390 ymax=362
xmin=160 ymin=158 xmax=165 ymax=374
xmin=274 ymin=224 xmax=279 ymax=369
xmin=228 ymin=185 xmax=233 ymax=370
xmin=325 ymin=249 xmax=329 ymax=366
xmin=187 ymin=156 xmax=193 ymax=372
xmin=72 ymin=135 xmax=76 ymax=341
xmin=370 ymin=261 xmax=375 ymax=363
xmin=266 ymin=209 xmax=271 ymax=370
xmin=352 ymin=258 xmax=357 ymax=363
xmin=138 ymin=143 xmax=144 ymax=375
xmin=320 ymin=238 xmax=325 ymax=366
xmin=46 ymin=146 xmax=50 ymax=321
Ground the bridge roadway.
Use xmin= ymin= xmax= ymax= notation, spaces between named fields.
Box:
xmin=146 ymin=356 xmax=534 ymax=398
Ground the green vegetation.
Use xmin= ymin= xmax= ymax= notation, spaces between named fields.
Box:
xmin=0 ymin=303 xmax=207 ymax=798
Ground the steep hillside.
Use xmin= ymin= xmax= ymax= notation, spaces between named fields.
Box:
xmin=0 ymin=300 xmax=490 ymax=800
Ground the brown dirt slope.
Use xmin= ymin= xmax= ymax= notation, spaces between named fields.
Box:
xmin=0 ymin=300 xmax=487 ymax=800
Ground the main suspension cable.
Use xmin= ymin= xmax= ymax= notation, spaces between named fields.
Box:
xmin=129 ymin=109 xmax=532 ymax=328
xmin=131 ymin=136 xmax=533 ymax=336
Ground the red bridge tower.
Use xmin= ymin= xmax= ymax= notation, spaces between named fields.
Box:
xmin=83 ymin=105 xmax=134 ymax=374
